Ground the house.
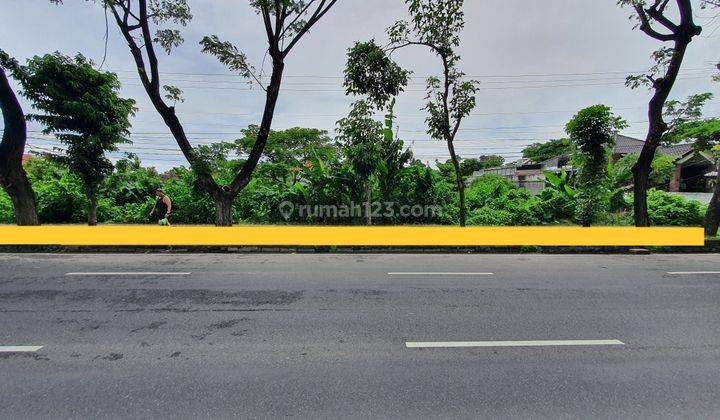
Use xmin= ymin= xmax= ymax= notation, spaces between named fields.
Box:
xmin=669 ymin=150 xmax=715 ymax=193
xmin=467 ymin=134 xmax=695 ymax=195
xmin=467 ymin=157 xmax=566 ymax=195
xmin=613 ymin=134 xmax=693 ymax=162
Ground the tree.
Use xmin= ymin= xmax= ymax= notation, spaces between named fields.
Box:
xmin=378 ymin=99 xmax=413 ymax=203
xmin=565 ymin=105 xmax=627 ymax=227
xmin=522 ymin=139 xmax=574 ymax=163
xmin=13 ymin=53 xmax=135 ymax=226
xmin=58 ymin=0 xmax=339 ymax=226
xmin=235 ymin=126 xmax=334 ymax=185
xmin=336 ymin=100 xmax=383 ymax=225
xmin=344 ymin=0 xmax=479 ymax=226
xmin=460 ymin=155 xmax=505 ymax=176
xmin=0 ymin=51 xmax=39 ymax=225
xmin=618 ymin=0 xmax=703 ymax=226
xmin=670 ymin=118 xmax=720 ymax=235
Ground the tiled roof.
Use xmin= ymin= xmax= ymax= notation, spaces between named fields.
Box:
xmin=660 ymin=143 xmax=693 ymax=158
xmin=613 ymin=134 xmax=646 ymax=155
xmin=613 ymin=134 xmax=693 ymax=158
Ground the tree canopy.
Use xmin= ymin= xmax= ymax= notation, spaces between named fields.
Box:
xmin=523 ymin=139 xmax=574 ymax=163
xmin=11 ymin=52 xmax=136 ymax=225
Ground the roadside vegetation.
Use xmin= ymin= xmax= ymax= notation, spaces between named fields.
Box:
xmin=0 ymin=128 xmax=705 ymax=227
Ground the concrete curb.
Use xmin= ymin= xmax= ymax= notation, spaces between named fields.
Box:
xmin=1 ymin=241 xmax=718 ymax=254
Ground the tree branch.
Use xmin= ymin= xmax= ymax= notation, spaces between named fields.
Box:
xmin=281 ymin=0 xmax=338 ymax=57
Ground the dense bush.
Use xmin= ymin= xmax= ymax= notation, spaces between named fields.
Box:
xmin=532 ymin=189 xmax=576 ymax=223
xmin=0 ymin=191 xmax=14 ymax=224
xmin=465 ymin=174 xmax=583 ymax=226
xmin=468 ymin=207 xmax=514 ymax=226
xmin=0 ymin=156 xmax=707 ymax=227
xmin=646 ymin=189 xmax=706 ymax=226
xmin=24 ymin=158 xmax=87 ymax=223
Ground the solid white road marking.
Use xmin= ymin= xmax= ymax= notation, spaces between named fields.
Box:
xmin=388 ymin=273 xmax=494 ymax=276
xmin=667 ymin=271 xmax=720 ymax=275
xmin=0 ymin=346 xmax=43 ymax=353
xmin=66 ymin=272 xmax=192 ymax=276
xmin=406 ymin=340 xmax=625 ymax=348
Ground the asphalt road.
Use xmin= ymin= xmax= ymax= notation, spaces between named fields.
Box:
xmin=1 ymin=253 xmax=719 ymax=419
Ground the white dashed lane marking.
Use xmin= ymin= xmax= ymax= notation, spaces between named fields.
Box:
xmin=667 ymin=271 xmax=720 ymax=275
xmin=406 ymin=340 xmax=625 ymax=348
xmin=0 ymin=346 xmax=43 ymax=353
xmin=388 ymin=273 xmax=493 ymax=276
xmin=66 ymin=272 xmax=192 ymax=276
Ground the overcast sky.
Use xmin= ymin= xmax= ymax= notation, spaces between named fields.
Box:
xmin=1 ymin=0 xmax=719 ymax=171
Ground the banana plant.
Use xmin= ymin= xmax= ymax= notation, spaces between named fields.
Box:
xmin=544 ymin=169 xmax=576 ymax=197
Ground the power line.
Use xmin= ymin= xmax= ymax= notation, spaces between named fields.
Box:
xmin=120 ymin=74 xmax=713 ymax=93
xmin=116 ymin=70 xmax=716 ymax=87
xmin=21 ymin=120 xmax=653 ymax=136
xmin=111 ymin=66 xmax=717 ymax=80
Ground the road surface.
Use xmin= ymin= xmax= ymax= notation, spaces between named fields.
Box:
xmin=1 ymin=253 xmax=719 ymax=419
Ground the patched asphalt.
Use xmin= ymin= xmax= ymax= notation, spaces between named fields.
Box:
xmin=1 ymin=253 xmax=719 ymax=418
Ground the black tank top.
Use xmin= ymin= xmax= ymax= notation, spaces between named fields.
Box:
xmin=156 ymin=197 xmax=168 ymax=216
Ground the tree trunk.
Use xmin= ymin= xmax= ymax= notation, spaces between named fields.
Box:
xmin=447 ymin=141 xmax=466 ymax=227
xmin=366 ymin=181 xmax=372 ymax=226
xmin=704 ymin=163 xmax=720 ymax=237
xmin=86 ymin=185 xmax=98 ymax=226
xmin=632 ymin=143 xmax=657 ymax=227
xmin=631 ymin=5 xmax=700 ymax=226
xmin=457 ymin=174 xmax=466 ymax=227
xmin=0 ymin=65 xmax=39 ymax=226
xmin=214 ymin=192 xmax=234 ymax=227
xmin=3 ymin=166 xmax=39 ymax=226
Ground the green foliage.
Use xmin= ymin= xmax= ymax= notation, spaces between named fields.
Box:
xmin=650 ymin=154 xmax=676 ymax=187
xmin=662 ymin=93 xmax=714 ymax=144
xmin=612 ymin=153 xmax=678 ymax=192
xmin=344 ymin=41 xmax=411 ymax=109
xmin=644 ymin=189 xmax=706 ymax=226
xmin=0 ymin=190 xmax=15 ymax=224
xmin=200 ymin=35 xmax=254 ymax=79
xmin=669 ymin=118 xmax=720 ymax=151
xmin=566 ymin=105 xmax=627 ymax=226
xmin=337 ymin=100 xmax=383 ymax=181
xmin=161 ymin=167 xmax=216 ymax=224
xmin=465 ymin=175 xmax=577 ymax=226
xmin=466 ymin=175 xmax=540 ymax=226
xmin=607 ymin=155 xmax=635 ymax=211
xmin=467 ymin=207 xmax=514 ymax=226
xmin=522 ymin=138 xmax=574 ymax=163
xmin=534 ymin=189 xmax=576 ymax=223
xmin=100 ymin=155 xmax=162 ymax=223
xmin=1 ymin=153 xmax=709 ymax=228
xmin=435 ymin=155 xmax=505 ymax=182
xmin=389 ymin=165 xmax=455 ymax=225
xmin=543 ymin=170 xmax=576 ymax=198
xmin=342 ymin=0 xmax=477 ymax=226
xmin=23 ymin=157 xmax=86 ymax=223
xmin=378 ymin=99 xmax=414 ymax=201
xmin=12 ymin=52 xmax=135 ymax=223
xmin=459 ymin=155 xmax=504 ymax=176
xmin=235 ymin=126 xmax=335 ymax=175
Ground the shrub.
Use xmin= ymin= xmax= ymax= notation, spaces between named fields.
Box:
xmin=0 ymin=190 xmax=14 ymax=223
xmin=645 ymin=189 xmax=706 ymax=226
xmin=25 ymin=158 xmax=87 ymax=223
xmin=468 ymin=206 xmax=514 ymax=226
xmin=466 ymin=175 xmax=541 ymax=226
xmin=533 ymin=189 xmax=576 ymax=223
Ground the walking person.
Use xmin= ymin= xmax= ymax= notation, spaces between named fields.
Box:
xmin=150 ymin=188 xmax=172 ymax=226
